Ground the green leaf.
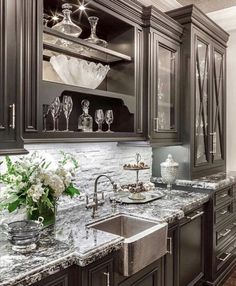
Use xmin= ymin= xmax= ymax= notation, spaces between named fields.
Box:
xmin=65 ymin=184 xmax=80 ymax=197
xmin=8 ymin=199 xmax=20 ymax=213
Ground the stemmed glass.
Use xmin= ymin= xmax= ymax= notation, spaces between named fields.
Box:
xmin=62 ymin=96 xmax=73 ymax=132
xmin=50 ymin=97 xmax=61 ymax=132
xmin=105 ymin=110 xmax=114 ymax=133
xmin=42 ymin=104 xmax=50 ymax=132
xmin=55 ymin=103 xmax=63 ymax=131
xmin=95 ymin=109 xmax=104 ymax=132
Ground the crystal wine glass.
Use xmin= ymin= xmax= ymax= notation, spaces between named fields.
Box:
xmin=42 ymin=104 xmax=50 ymax=132
xmin=95 ymin=109 xmax=104 ymax=132
xmin=50 ymin=97 xmax=61 ymax=132
xmin=55 ymin=103 xmax=63 ymax=131
xmin=105 ymin=110 xmax=114 ymax=133
xmin=85 ymin=17 xmax=108 ymax=48
xmin=62 ymin=96 xmax=73 ymax=132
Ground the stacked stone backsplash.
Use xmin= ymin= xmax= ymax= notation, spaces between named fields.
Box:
xmin=0 ymin=143 xmax=152 ymax=222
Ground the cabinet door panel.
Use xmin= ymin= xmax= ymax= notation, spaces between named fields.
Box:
xmin=179 ymin=210 xmax=204 ymax=286
xmin=88 ymin=259 xmax=113 ymax=286
xmin=194 ymin=35 xmax=211 ymax=167
xmin=150 ymin=32 xmax=180 ymax=142
xmin=0 ymin=0 xmax=25 ymax=154
xmin=212 ymin=45 xmax=226 ymax=165
xmin=119 ymin=267 xmax=160 ymax=286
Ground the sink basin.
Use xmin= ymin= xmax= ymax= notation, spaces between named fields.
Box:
xmin=87 ymin=214 xmax=167 ymax=276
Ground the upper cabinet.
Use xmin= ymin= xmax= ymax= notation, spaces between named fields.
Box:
xmin=143 ymin=7 xmax=183 ymax=145
xmin=167 ymin=5 xmax=229 ymax=178
xmin=0 ymin=0 xmax=26 ymax=155
xmin=21 ymin=0 xmax=146 ymax=143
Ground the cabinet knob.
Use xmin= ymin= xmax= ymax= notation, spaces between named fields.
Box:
xmin=103 ymin=272 xmax=110 ymax=286
xmin=9 ymin=104 xmax=16 ymax=130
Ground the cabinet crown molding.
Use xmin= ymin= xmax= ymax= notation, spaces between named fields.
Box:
xmin=166 ymin=4 xmax=229 ymax=46
xmin=142 ymin=6 xmax=184 ymax=41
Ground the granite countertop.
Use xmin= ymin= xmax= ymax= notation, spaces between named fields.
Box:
xmin=0 ymin=187 xmax=210 ymax=286
xmin=152 ymin=171 xmax=236 ymax=191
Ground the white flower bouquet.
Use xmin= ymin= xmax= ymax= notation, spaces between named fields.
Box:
xmin=0 ymin=151 xmax=80 ymax=225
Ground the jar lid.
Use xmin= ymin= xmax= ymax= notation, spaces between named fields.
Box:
xmin=160 ymin=154 xmax=179 ymax=167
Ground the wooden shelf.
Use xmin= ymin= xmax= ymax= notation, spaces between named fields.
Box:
xmin=42 ymin=80 xmax=134 ymax=99
xmin=41 ymin=81 xmax=136 ymax=113
xmin=43 ymin=27 xmax=132 ymax=64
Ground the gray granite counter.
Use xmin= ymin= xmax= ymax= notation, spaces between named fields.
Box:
xmin=0 ymin=187 xmax=210 ymax=286
xmin=152 ymin=171 xmax=236 ymax=191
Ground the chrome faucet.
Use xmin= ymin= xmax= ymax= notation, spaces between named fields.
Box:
xmin=86 ymin=174 xmax=117 ymax=218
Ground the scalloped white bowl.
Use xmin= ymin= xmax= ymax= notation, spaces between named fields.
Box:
xmin=50 ymin=55 xmax=110 ymax=89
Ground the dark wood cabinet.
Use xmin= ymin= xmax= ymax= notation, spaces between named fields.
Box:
xmin=82 ymin=256 xmax=114 ymax=286
xmin=20 ymin=0 xmax=147 ymax=144
xmin=116 ymin=259 xmax=163 ymax=286
xmin=0 ymin=0 xmax=26 ymax=154
xmin=143 ymin=6 xmax=183 ymax=145
xmin=164 ymin=224 xmax=179 ymax=286
xmin=179 ymin=208 xmax=205 ymax=286
xmin=159 ymin=5 xmax=229 ymax=179
xmin=204 ymin=184 xmax=236 ymax=285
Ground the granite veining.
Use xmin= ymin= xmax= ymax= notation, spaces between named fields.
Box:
xmin=152 ymin=171 xmax=236 ymax=190
xmin=0 ymin=187 xmax=210 ymax=286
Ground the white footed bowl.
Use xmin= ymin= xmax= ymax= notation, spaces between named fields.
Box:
xmin=50 ymin=55 xmax=110 ymax=89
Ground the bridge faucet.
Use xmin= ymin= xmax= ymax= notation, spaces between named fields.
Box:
xmin=86 ymin=174 xmax=117 ymax=218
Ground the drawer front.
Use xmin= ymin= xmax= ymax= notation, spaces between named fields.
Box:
xmin=215 ymin=187 xmax=233 ymax=207
xmin=216 ymin=238 xmax=236 ymax=272
xmin=215 ymin=201 xmax=234 ymax=226
xmin=216 ymin=221 xmax=236 ymax=250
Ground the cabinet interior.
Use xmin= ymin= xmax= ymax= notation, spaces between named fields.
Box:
xmin=41 ymin=0 xmax=136 ymax=134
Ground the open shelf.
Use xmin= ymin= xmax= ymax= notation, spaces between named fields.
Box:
xmin=43 ymin=27 xmax=132 ymax=64
xmin=42 ymin=81 xmax=135 ymax=113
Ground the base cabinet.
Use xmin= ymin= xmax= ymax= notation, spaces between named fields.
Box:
xmin=179 ymin=208 xmax=205 ymax=286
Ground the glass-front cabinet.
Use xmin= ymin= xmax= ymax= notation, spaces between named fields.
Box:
xmin=212 ymin=46 xmax=225 ymax=165
xmin=149 ymin=32 xmax=181 ymax=144
xmin=21 ymin=0 xmax=145 ymax=143
xmin=193 ymin=29 xmax=226 ymax=172
xmin=194 ymin=36 xmax=210 ymax=167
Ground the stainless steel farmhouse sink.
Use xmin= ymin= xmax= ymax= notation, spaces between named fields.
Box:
xmin=87 ymin=214 xmax=168 ymax=276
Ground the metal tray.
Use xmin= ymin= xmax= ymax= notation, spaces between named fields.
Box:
xmin=116 ymin=193 xmax=164 ymax=204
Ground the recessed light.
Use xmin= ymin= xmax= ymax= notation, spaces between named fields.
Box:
xmin=52 ymin=15 xmax=59 ymax=21
xmin=79 ymin=4 xmax=86 ymax=11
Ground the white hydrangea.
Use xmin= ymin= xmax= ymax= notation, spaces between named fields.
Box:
xmin=27 ymin=184 xmax=45 ymax=202
xmin=46 ymin=174 xmax=65 ymax=198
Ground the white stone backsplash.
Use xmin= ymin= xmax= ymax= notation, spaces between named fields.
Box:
xmin=0 ymin=142 xmax=152 ymax=206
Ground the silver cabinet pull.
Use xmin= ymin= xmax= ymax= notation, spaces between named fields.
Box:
xmin=153 ymin=118 xmax=159 ymax=132
xmin=219 ymin=228 xmax=231 ymax=238
xmin=210 ymin=132 xmax=216 ymax=154
xmin=103 ymin=272 xmax=110 ymax=286
xmin=220 ymin=193 xmax=228 ymax=198
xmin=220 ymin=210 xmax=227 ymax=215
xmin=186 ymin=211 xmax=204 ymax=221
xmin=9 ymin=104 xmax=16 ymax=130
xmin=219 ymin=252 xmax=231 ymax=262
xmin=167 ymin=237 xmax=172 ymax=255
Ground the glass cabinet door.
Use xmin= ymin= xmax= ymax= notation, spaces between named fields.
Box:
xmin=151 ymin=33 xmax=180 ymax=141
xmin=194 ymin=38 xmax=210 ymax=166
xmin=212 ymin=47 xmax=225 ymax=163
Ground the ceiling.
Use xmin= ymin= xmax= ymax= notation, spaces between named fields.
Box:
xmin=177 ymin=0 xmax=236 ymax=13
